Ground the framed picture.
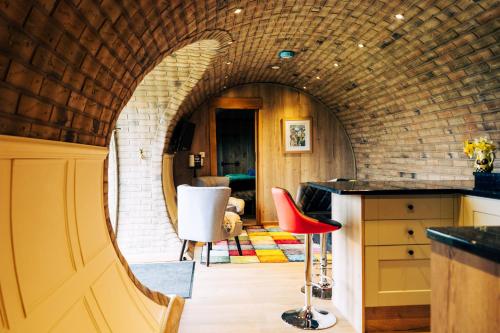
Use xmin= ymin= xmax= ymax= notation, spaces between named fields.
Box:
xmin=282 ymin=118 xmax=313 ymax=153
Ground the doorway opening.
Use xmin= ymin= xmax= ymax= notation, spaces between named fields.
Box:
xmin=215 ymin=108 xmax=257 ymax=223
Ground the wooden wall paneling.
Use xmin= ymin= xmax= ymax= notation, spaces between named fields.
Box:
xmin=210 ymin=97 xmax=263 ymax=109
xmin=254 ymin=110 xmax=261 ymax=223
xmin=431 ymin=241 xmax=499 ymax=333
xmin=176 ymin=83 xmax=356 ymax=223
xmin=173 ymin=103 xmax=211 ymax=187
xmin=209 ymin=105 xmax=218 ymax=176
xmin=365 ymin=305 xmax=430 ymax=332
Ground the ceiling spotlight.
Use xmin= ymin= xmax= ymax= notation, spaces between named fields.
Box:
xmin=358 ymin=43 xmax=364 ymax=48
xmin=334 ymin=63 xmax=339 ymax=67
xmin=271 ymin=65 xmax=280 ymax=70
xmin=303 ymin=86 xmax=307 ymax=89
xmin=395 ymin=13 xmax=404 ymax=20
xmin=234 ymin=8 xmax=242 ymax=14
xmin=226 ymin=61 xmax=232 ymax=65
xmin=316 ymin=76 xmax=321 ymax=80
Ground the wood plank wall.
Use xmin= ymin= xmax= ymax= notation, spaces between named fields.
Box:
xmin=174 ymin=83 xmax=356 ymax=223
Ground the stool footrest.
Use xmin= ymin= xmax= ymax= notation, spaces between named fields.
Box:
xmin=282 ymin=306 xmax=337 ymax=329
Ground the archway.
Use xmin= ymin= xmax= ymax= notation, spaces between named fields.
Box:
xmin=109 ymin=39 xmax=221 ymax=263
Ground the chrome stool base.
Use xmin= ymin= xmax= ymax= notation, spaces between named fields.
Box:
xmin=301 ymin=284 xmax=332 ymax=300
xmin=282 ymin=306 xmax=337 ymax=330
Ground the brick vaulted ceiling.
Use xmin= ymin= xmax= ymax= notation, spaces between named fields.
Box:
xmin=0 ymin=0 xmax=498 ymax=179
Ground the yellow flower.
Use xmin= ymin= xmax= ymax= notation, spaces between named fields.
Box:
xmin=463 ymin=140 xmax=474 ymax=158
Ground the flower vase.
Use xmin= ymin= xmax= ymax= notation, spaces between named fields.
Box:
xmin=474 ymin=150 xmax=495 ymax=173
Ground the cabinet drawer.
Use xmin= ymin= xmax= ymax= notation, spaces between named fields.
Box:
xmin=365 ymin=245 xmax=431 ymax=307
xmin=364 ymin=195 xmax=454 ymax=220
xmin=365 ymin=219 xmax=454 ymax=246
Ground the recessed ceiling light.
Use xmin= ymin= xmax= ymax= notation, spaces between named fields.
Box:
xmin=334 ymin=63 xmax=339 ymax=67
xmin=278 ymin=50 xmax=296 ymax=59
xmin=395 ymin=13 xmax=404 ymax=20
xmin=358 ymin=43 xmax=364 ymax=48
xmin=271 ymin=65 xmax=280 ymax=70
xmin=303 ymin=86 xmax=307 ymax=89
xmin=226 ymin=61 xmax=232 ymax=65
xmin=316 ymin=76 xmax=321 ymax=80
xmin=234 ymin=8 xmax=242 ymax=14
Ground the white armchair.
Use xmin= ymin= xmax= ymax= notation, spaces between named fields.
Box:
xmin=177 ymin=184 xmax=243 ymax=266
xmin=193 ymin=176 xmax=245 ymax=215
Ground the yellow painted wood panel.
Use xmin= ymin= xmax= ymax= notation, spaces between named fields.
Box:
xmin=75 ymin=160 xmax=110 ymax=264
xmin=11 ymin=159 xmax=76 ymax=314
xmin=49 ymin=299 xmax=100 ymax=333
xmin=91 ymin=264 xmax=159 ymax=333
xmin=0 ymin=135 xmax=182 ymax=333
xmin=365 ymin=245 xmax=431 ymax=307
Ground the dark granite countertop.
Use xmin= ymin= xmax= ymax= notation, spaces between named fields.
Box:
xmin=427 ymin=226 xmax=500 ymax=263
xmin=307 ymin=180 xmax=500 ymax=199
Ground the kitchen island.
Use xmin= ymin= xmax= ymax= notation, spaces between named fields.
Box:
xmin=306 ymin=180 xmax=500 ymax=333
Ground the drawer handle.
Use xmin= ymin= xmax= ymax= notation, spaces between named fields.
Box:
xmin=408 ymin=250 xmax=414 ymax=256
xmin=408 ymin=229 xmax=414 ymax=236
xmin=407 ymin=204 xmax=414 ymax=211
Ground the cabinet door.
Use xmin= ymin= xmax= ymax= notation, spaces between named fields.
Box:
xmin=462 ymin=196 xmax=500 ymax=226
xmin=365 ymin=245 xmax=430 ymax=307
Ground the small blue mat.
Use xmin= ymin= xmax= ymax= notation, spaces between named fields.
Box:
xmin=130 ymin=261 xmax=195 ymax=298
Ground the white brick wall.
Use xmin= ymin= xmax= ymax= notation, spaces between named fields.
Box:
xmin=108 ymin=40 xmax=220 ymax=263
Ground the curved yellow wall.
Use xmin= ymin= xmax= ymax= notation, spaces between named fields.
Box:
xmin=0 ymin=135 xmax=183 ymax=333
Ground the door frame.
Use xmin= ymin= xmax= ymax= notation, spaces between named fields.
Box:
xmin=209 ymin=97 xmax=263 ymax=222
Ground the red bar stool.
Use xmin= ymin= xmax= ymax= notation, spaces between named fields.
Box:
xmin=272 ymin=187 xmax=342 ymax=330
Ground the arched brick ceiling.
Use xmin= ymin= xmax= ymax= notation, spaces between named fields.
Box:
xmin=0 ymin=0 xmax=498 ymax=178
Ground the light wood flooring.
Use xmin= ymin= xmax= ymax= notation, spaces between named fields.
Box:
xmin=178 ymin=262 xmax=356 ymax=333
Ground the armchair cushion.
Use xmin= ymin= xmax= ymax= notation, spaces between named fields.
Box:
xmin=227 ymin=196 xmax=245 ymax=215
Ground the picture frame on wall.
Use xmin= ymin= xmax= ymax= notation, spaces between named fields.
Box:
xmin=281 ymin=118 xmax=313 ymax=153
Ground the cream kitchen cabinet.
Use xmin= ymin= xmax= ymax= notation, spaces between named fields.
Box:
xmin=331 ymin=193 xmax=459 ymax=333
xmin=460 ymin=195 xmax=500 ymax=226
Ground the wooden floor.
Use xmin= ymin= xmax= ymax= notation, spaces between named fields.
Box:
xmin=178 ymin=262 xmax=356 ymax=333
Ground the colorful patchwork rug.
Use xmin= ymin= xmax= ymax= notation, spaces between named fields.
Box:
xmin=200 ymin=225 xmax=331 ymax=264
